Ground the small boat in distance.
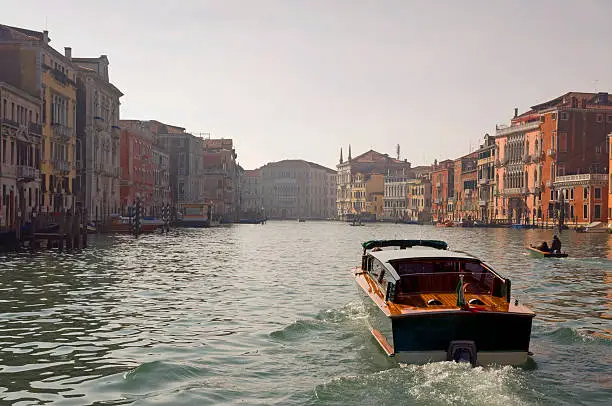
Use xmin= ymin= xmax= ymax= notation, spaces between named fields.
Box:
xmin=527 ymin=246 xmax=568 ymax=258
xmin=298 ymin=218 xmax=306 ymax=222
xmin=576 ymin=221 xmax=607 ymax=233
xmin=354 ymin=239 xmax=535 ymax=366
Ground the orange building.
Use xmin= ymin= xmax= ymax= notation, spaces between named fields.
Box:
xmin=609 ymin=133 xmax=612 ymax=227
xmin=431 ymin=159 xmax=454 ymax=222
xmin=453 ymin=151 xmax=478 ymax=222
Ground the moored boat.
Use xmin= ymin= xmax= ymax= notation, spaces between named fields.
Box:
xmin=354 ymin=239 xmax=535 ymax=366
xmin=526 ymin=246 xmax=568 ymax=258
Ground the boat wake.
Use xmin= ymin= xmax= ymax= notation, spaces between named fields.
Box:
xmin=270 ymin=301 xmax=367 ymax=341
xmin=312 ymin=362 xmax=536 ymax=405
xmin=543 ymin=327 xmax=612 ymax=344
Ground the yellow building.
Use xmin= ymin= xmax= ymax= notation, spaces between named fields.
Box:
xmin=351 ymin=172 xmax=384 ymax=220
xmin=0 ymin=26 xmax=77 ymax=212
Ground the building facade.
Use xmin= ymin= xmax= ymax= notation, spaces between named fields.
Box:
xmin=0 ymin=82 xmax=42 ymax=228
xmin=0 ymin=26 xmax=79 ymax=213
xmin=240 ymin=169 xmax=262 ymax=219
xmin=151 ymin=138 xmax=170 ymax=217
xmin=202 ymin=139 xmax=238 ymax=221
xmin=406 ymin=177 xmax=432 ymax=222
xmin=337 ymin=147 xmax=411 ymax=220
xmin=261 ymin=159 xmax=336 ymax=219
xmin=453 ymin=152 xmax=478 ymax=222
xmin=75 ymin=55 xmax=123 ymax=220
xmin=476 ymin=135 xmax=496 ymax=222
xmin=119 ymin=120 xmax=154 ymax=215
xmin=431 ymin=159 xmax=454 ymax=222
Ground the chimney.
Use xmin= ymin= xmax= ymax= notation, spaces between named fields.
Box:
xmin=42 ymin=30 xmax=49 ymax=44
xmin=514 ymin=108 xmax=518 ymax=118
xmin=64 ymin=47 xmax=72 ymax=60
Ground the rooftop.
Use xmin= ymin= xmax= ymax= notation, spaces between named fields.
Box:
xmin=370 ymin=246 xmax=477 ymax=262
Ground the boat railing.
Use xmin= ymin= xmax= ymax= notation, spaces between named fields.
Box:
xmin=395 ymin=271 xmax=500 ymax=297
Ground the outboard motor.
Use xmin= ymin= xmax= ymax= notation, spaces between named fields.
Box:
xmin=447 ymin=341 xmax=477 ymax=367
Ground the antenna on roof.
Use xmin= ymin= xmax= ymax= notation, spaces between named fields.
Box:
xmin=396 ymin=144 xmax=400 ymax=160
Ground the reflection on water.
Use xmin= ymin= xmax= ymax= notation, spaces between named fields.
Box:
xmin=0 ymin=222 xmax=610 ymax=405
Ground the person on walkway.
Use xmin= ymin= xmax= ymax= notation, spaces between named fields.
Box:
xmin=551 ymin=235 xmax=562 ymax=254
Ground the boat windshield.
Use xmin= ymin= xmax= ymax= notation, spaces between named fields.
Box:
xmin=390 ymin=259 xmax=498 ymax=296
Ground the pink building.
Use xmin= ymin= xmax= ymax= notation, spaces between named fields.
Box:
xmin=119 ymin=121 xmax=154 ymax=216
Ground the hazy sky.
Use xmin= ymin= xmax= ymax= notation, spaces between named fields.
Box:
xmin=6 ymin=0 xmax=612 ymax=169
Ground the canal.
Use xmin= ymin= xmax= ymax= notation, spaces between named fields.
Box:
xmin=0 ymin=221 xmax=610 ymax=405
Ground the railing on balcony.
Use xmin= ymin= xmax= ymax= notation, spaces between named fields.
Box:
xmin=530 ymin=153 xmax=540 ymax=163
xmin=94 ymin=116 xmax=105 ymax=131
xmin=547 ymin=148 xmax=556 ymax=157
xmin=522 ymin=154 xmax=531 ymax=164
xmin=52 ymin=159 xmax=70 ymax=173
xmin=503 ymin=187 xmax=521 ymax=195
xmin=478 ymin=178 xmax=489 ymax=185
xmin=501 ymin=157 xmax=509 ymax=166
xmin=52 ymin=123 xmax=71 ymax=138
xmin=478 ymin=199 xmax=487 ymax=206
xmin=494 ymin=159 xmax=501 ymax=168
xmin=28 ymin=122 xmax=42 ymax=135
xmin=434 ymin=198 xmax=441 ymax=204
xmin=16 ymin=165 xmax=40 ymax=181
xmin=553 ymin=173 xmax=608 ymax=185
xmin=545 ymin=180 xmax=552 ymax=187
xmin=1 ymin=118 xmax=19 ymax=128
xmin=520 ymin=187 xmax=528 ymax=194
xmin=111 ymin=125 xmax=121 ymax=139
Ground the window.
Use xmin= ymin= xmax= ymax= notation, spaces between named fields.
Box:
xmin=595 ymin=146 xmax=601 ymax=154
xmin=596 ymin=114 xmax=603 ymax=123
xmin=594 ymin=188 xmax=601 ymax=199
xmin=570 ymin=188 xmax=574 ymax=200
xmin=550 ymin=190 xmax=555 ymax=200
xmin=595 ymin=205 xmax=601 ymax=219
xmin=607 ymin=115 xmax=612 ymax=123
xmin=558 ymin=165 xmax=565 ymax=176
xmin=583 ymin=188 xmax=588 ymax=199
xmin=560 ymin=112 xmax=568 ymax=120
xmin=559 ymin=133 xmax=567 ymax=152
xmin=583 ymin=204 xmax=588 ymax=219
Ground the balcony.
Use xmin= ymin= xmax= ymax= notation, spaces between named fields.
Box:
xmin=28 ymin=122 xmax=42 ymax=136
xmin=16 ymin=165 xmax=40 ymax=181
xmin=504 ymin=187 xmax=521 ymax=195
xmin=478 ymin=178 xmax=489 ymax=185
xmin=545 ymin=180 xmax=552 ymax=187
xmin=111 ymin=125 xmax=121 ymax=139
xmin=530 ymin=153 xmax=540 ymax=163
xmin=436 ymin=182 xmax=441 ymax=188
xmin=547 ymin=148 xmax=556 ymax=157
xmin=52 ymin=123 xmax=71 ymax=139
xmin=1 ymin=118 xmax=19 ymax=128
xmin=494 ymin=159 xmax=501 ymax=168
xmin=434 ymin=198 xmax=441 ymax=204
xmin=495 ymin=121 xmax=541 ymax=137
xmin=52 ymin=159 xmax=70 ymax=174
xmin=522 ymin=154 xmax=531 ymax=164
xmin=501 ymin=157 xmax=509 ymax=166
xmin=521 ymin=187 xmax=528 ymax=194
xmin=553 ymin=173 xmax=608 ymax=187
xmin=94 ymin=116 xmax=105 ymax=131
xmin=479 ymin=199 xmax=487 ymax=207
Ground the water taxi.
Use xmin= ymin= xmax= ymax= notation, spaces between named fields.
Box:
xmin=354 ymin=239 xmax=535 ymax=366
xmin=526 ymin=246 xmax=568 ymax=258
xmin=177 ymin=203 xmax=219 ymax=227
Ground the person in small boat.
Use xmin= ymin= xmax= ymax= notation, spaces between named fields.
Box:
xmin=533 ymin=241 xmax=550 ymax=252
xmin=550 ymin=235 xmax=562 ymax=253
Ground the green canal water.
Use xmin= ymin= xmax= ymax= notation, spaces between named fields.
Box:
xmin=0 ymin=221 xmax=610 ymax=405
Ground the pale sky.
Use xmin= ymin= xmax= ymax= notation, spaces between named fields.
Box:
xmin=5 ymin=0 xmax=612 ymax=170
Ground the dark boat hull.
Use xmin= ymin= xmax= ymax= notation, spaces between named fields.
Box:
xmin=389 ymin=311 xmax=533 ymax=365
xmin=527 ymin=246 xmax=568 ymax=258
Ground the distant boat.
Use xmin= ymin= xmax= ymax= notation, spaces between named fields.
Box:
xmin=298 ymin=218 xmax=306 ymax=222
xmin=527 ymin=246 xmax=568 ymax=258
xmin=576 ymin=221 xmax=607 ymax=233
xmin=511 ymin=224 xmax=537 ymax=229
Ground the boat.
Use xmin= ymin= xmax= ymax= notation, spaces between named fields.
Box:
xmin=526 ymin=246 xmax=568 ymax=258
xmin=435 ymin=220 xmax=454 ymax=227
xmin=176 ymin=203 xmax=219 ymax=227
xmin=575 ymin=221 xmax=607 ymax=233
xmin=238 ymin=218 xmax=266 ymax=224
xmin=354 ymin=239 xmax=535 ymax=366
xmin=511 ymin=224 xmax=538 ymax=229
xmin=103 ymin=215 xmax=158 ymax=234
xmin=298 ymin=218 xmax=306 ymax=222
xmin=350 ymin=220 xmax=365 ymax=226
